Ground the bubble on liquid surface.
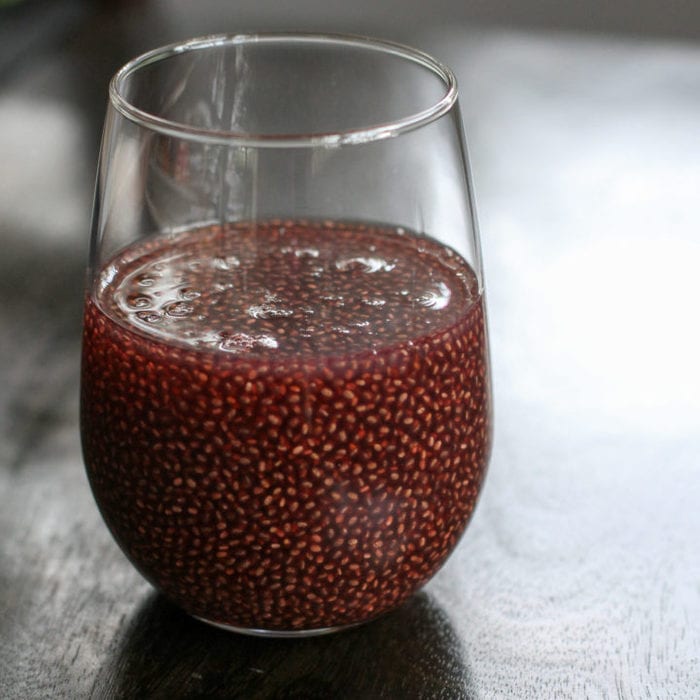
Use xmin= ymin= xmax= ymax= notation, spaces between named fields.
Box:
xmin=362 ymin=297 xmax=386 ymax=308
xmin=415 ymin=282 xmax=451 ymax=310
xmin=335 ymin=257 xmax=396 ymax=273
xmin=163 ymin=301 xmax=194 ymax=318
xmin=135 ymin=310 xmax=163 ymax=324
xmin=212 ymin=255 xmax=240 ymax=271
xmin=219 ymin=332 xmax=279 ymax=353
xmin=135 ymin=274 xmax=156 ymax=287
xmin=248 ymin=304 xmax=294 ymax=320
xmin=247 ymin=292 xmax=294 ymax=320
xmin=126 ymin=294 xmax=153 ymax=309
xmin=179 ymin=287 xmax=201 ymax=301
xmin=294 ymin=247 xmax=320 ymax=259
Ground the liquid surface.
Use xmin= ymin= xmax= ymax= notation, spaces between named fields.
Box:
xmin=96 ymin=220 xmax=479 ymax=358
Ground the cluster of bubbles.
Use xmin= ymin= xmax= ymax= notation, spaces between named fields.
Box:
xmin=115 ymin=236 xmax=457 ymax=353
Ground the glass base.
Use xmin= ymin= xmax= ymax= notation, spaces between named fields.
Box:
xmin=193 ymin=615 xmax=363 ymax=638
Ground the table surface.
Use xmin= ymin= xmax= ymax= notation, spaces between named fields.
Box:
xmin=2 ymin=3 xmax=699 ymax=698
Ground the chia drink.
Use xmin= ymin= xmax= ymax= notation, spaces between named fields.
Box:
xmin=80 ymin=219 xmax=492 ymax=633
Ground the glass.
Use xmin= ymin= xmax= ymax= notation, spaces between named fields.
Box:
xmin=80 ymin=33 xmax=492 ymax=637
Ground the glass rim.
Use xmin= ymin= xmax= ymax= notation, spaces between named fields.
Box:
xmin=109 ymin=32 xmax=459 ymax=148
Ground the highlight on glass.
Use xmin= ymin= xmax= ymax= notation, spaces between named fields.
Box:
xmin=81 ymin=33 xmax=492 ymax=637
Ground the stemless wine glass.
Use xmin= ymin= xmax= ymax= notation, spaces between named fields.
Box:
xmin=81 ymin=33 xmax=492 ymax=637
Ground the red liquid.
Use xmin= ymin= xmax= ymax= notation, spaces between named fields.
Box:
xmin=81 ymin=220 xmax=491 ymax=632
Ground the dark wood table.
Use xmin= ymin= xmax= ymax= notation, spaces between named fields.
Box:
xmin=2 ymin=3 xmax=699 ymax=697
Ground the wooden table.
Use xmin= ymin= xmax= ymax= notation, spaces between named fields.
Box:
xmin=2 ymin=3 xmax=699 ymax=697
